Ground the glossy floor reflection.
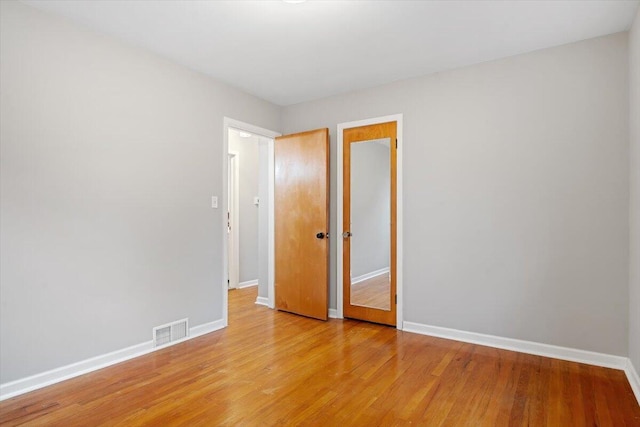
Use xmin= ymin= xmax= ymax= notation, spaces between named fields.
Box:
xmin=1 ymin=286 xmax=638 ymax=425
xmin=351 ymin=272 xmax=391 ymax=310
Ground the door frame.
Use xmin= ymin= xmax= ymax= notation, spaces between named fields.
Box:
xmin=222 ymin=117 xmax=281 ymax=326
xmin=227 ymin=151 xmax=239 ymax=290
xmin=337 ymin=114 xmax=404 ymax=330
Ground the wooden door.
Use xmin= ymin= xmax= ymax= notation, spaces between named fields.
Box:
xmin=343 ymin=122 xmax=397 ymax=326
xmin=275 ymin=128 xmax=329 ymax=320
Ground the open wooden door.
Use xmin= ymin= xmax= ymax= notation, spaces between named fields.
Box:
xmin=275 ymin=128 xmax=329 ymax=320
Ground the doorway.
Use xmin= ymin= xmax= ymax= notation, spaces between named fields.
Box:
xmin=222 ymin=118 xmax=280 ymax=326
xmin=337 ymin=115 xmax=404 ymax=329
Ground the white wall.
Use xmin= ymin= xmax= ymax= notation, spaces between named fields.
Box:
xmin=629 ymin=7 xmax=640 ymax=374
xmin=350 ymin=141 xmax=390 ymax=278
xmin=0 ymin=1 xmax=280 ymax=383
xmin=282 ymin=33 xmax=630 ymax=356
xmin=228 ymin=130 xmax=260 ymax=284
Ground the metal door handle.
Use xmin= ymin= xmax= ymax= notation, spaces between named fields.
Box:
xmin=342 ymin=231 xmax=352 ymax=238
xmin=316 ymin=232 xmax=326 ymax=239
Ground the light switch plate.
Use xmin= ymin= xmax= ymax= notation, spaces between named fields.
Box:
xmin=253 ymin=197 xmax=259 ymax=206
xmin=211 ymin=196 xmax=218 ymax=208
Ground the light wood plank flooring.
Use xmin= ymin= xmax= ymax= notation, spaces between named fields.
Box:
xmin=1 ymin=287 xmax=639 ymax=426
xmin=351 ymin=272 xmax=391 ymax=310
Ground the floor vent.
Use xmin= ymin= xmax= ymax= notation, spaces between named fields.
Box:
xmin=153 ymin=318 xmax=189 ymax=347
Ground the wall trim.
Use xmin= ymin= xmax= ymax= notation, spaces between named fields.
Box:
xmin=238 ymin=279 xmax=258 ymax=289
xmin=227 ymin=150 xmax=240 ymax=289
xmin=403 ymin=321 xmax=628 ymax=370
xmin=255 ymin=296 xmax=269 ymax=307
xmin=351 ymin=268 xmax=389 ymax=285
xmin=328 ymin=308 xmax=338 ymax=319
xmin=189 ymin=319 xmax=225 ymax=339
xmin=626 ymin=358 xmax=640 ymax=405
xmin=0 ymin=319 xmax=225 ymax=401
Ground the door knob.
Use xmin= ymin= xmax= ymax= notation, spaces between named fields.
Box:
xmin=316 ymin=232 xmax=326 ymax=239
xmin=342 ymin=231 xmax=352 ymax=238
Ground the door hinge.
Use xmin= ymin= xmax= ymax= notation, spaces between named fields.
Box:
xmin=395 ymin=138 xmax=398 ymax=149
xmin=395 ymin=294 xmax=397 ymax=304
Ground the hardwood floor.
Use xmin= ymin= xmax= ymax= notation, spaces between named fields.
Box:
xmin=351 ymin=272 xmax=391 ymax=310
xmin=1 ymin=287 xmax=639 ymax=426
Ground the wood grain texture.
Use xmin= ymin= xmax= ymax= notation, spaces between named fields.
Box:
xmin=1 ymin=287 xmax=639 ymax=426
xmin=343 ymin=121 xmax=397 ymax=326
xmin=274 ymin=128 xmax=329 ymax=320
xmin=351 ymin=272 xmax=391 ymax=310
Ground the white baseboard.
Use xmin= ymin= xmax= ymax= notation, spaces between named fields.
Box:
xmin=402 ymin=321 xmax=628 ymax=370
xmin=0 ymin=319 xmax=225 ymax=401
xmin=351 ymin=267 xmax=389 ymax=284
xmin=4 ymin=317 xmax=637 ymax=407
xmin=187 ymin=319 xmax=225 ymax=339
xmin=625 ymin=358 xmax=640 ymax=405
xmin=255 ymin=296 xmax=269 ymax=307
xmin=238 ymin=279 xmax=258 ymax=289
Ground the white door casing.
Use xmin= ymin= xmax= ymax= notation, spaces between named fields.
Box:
xmin=222 ymin=117 xmax=280 ymax=326
xmin=227 ymin=151 xmax=239 ymax=290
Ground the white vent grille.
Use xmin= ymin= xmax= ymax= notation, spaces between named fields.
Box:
xmin=153 ymin=318 xmax=189 ymax=347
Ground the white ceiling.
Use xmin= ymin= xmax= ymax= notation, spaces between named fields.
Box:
xmin=22 ymin=0 xmax=639 ymax=106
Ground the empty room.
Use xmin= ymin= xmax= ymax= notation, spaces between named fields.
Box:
xmin=1 ymin=0 xmax=640 ymax=425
